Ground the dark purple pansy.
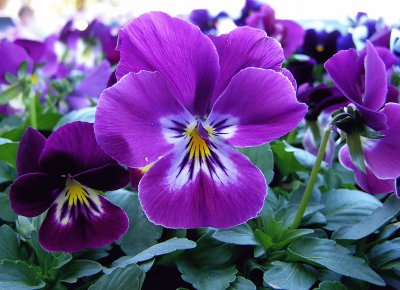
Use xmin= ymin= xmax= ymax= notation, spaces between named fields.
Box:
xmin=95 ymin=12 xmax=307 ymax=229
xmin=235 ymin=0 xmax=262 ymax=26
xmin=189 ymin=9 xmax=216 ymax=34
xmin=10 ymin=121 xmax=129 ymax=252
xmin=245 ymin=4 xmax=304 ymax=58
xmin=300 ymin=29 xmax=341 ymax=63
xmin=325 ymin=41 xmax=400 ymax=194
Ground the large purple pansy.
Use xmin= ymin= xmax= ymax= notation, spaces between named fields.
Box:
xmin=10 ymin=122 xmax=129 ymax=252
xmin=95 ymin=12 xmax=307 ymax=228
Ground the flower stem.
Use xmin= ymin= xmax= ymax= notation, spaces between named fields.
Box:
xmin=290 ymin=126 xmax=332 ymax=230
xmin=29 ymin=92 xmax=37 ymax=129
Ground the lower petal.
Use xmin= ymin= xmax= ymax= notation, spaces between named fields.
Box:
xmin=138 ymin=140 xmax=267 ymax=228
xmin=38 ymin=181 xmax=128 ymax=252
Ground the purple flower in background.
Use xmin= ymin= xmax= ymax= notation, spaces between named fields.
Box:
xmin=189 ymin=9 xmax=216 ymax=34
xmin=95 ymin=12 xmax=307 ymax=228
xmin=0 ymin=40 xmax=33 ymax=84
xmin=325 ymin=41 xmax=400 ymax=194
xmin=245 ymin=4 xmax=305 ymax=58
xmin=235 ymin=0 xmax=262 ymax=26
xmin=300 ymin=29 xmax=341 ymax=63
xmin=10 ymin=122 xmax=129 ymax=252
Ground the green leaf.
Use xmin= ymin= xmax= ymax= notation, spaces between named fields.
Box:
xmin=368 ymin=238 xmax=400 ymax=269
xmin=0 ymin=260 xmax=45 ymax=290
xmin=0 ymin=225 xmax=23 ymax=261
xmin=4 ymin=73 xmax=19 ymax=84
xmin=227 ymin=276 xmax=256 ymax=290
xmin=284 ymin=141 xmax=328 ymax=171
xmin=346 ymin=133 xmax=366 ymax=173
xmin=315 ymin=281 xmax=347 ymax=290
xmin=238 ymin=143 xmax=274 ymax=184
xmin=55 ymin=107 xmax=96 ymax=129
xmin=0 ymin=138 xmax=18 ymax=167
xmin=0 ymin=191 xmax=17 ymax=222
xmin=321 ymin=189 xmax=382 ymax=231
xmin=272 ymin=141 xmax=305 ymax=176
xmin=333 ymin=194 xmax=400 ymax=240
xmin=177 ymin=258 xmax=237 ymax=290
xmin=287 ymin=238 xmax=384 ymax=286
xmin=59 ymin=260 xmax=102 ymax=283
xmin=18 ymin=61 xmax=28 ymax=79
xmin=212 ymin=224 xmax=260 ymax=246
xmin=106 ymin=189 xmax=162 ymax=256
xmin=110 ymin=238 xmax=196 ymax=270
xmin=0 ymin=84 xmax=22 ymax=105
xmin=88 ymin=264 xmax=145 ymax=290
xmin=263 ymin=261 xmax=317 ymax=290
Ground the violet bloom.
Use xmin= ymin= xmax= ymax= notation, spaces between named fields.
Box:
xmin=325 ymin=41 xmax=400 ymax=194
xmin=300 ymin=29 xmax=341 ymax=63
xmin=95 ymin=12 xmax=307 ymax=228
xmin=10 ymin=122 xmax=129 ymax=252
xmin=189 ymin=9 xmax=216 ymax=34
xmin=245 ymin=4 xmax=305 ymax=58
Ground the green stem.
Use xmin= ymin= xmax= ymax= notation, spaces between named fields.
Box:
xmin=290 ymin=126 xmax=332 ymax=230
xmin=29 ymin=92 xmax=37 ymax=129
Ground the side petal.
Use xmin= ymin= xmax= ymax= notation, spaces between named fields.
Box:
xmin=72 ymin=164 xmax=129 ymax=191
xmin=363 ymin=41 xmax=387 ymax=111
xmin=324 ymin=48 xmax=363 ymax=104
xmin=116 ymin=11 xmax=219 ymax=116
xmin=39 ymin=191 xmax=128 ymax=252
xmin=17 ymin=127 xmax=46 ymax=176
xmin=40 ymin=121 xmax=117 ymax=176
xmin=95 ymin=71 xmax=194 ymax=168
xmin=363 ymin=103 xmax=400 ymax=179
xmin=0 ymin=40 xmax=32 ymax=84
xmin=208 ymin=27 xmax=284 ymax=109
xmin=10 ymin=173 xmax=64 ymax=217
xmin=139 ymin=140 xmax=267 ymax=228
xmin=207 ymin=68 xmax=307 ymax=147
xmin=339 ymin=145 xmax=394 ymax=194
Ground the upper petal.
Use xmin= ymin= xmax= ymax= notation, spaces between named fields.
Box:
xmin=116 ymin=11 xmax=219 ymax=116
xmin=208 ymin=27 xmax=284 ymax=109
xmin=95 ymin=71 xmax=195 ymax=168
xmin=324 ymin=48 xmax=363 ymax=104
xmin=0 ymin=40 xmax=32 ymax=84
xmin=207 ymin=68 xmax=307 ymax=147
xmin=17 ymin=127 xmax=46 ymax=176
xmin=138 ymin=138 xmax=267 ymax=228
xmin=276 ymin=19 xmax=305 ymax=58
xmin=40 ymin=121 xmax=118 ymax=176
xmin=363 ymin=41 xmax=387 ymax=111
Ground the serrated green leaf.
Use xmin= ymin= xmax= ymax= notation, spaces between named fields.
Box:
xmin=0 ymin=260 xmax=45 ymax=290
xmin=368 ymin=238 xmax=400 ymax=269
xmin=59 ymin=260 xmax=102 ymax=283
xmin=238 ymin=144 xmax=274 ymax=184
xmin=321 ymin=189 xmax=382 ymax=231
xmin=0 ymin=225 xmax=23 ymax=261
xmin=287 ymin=238 xmax=384 ymax=286
xmin=212 ymin=224 xmax=260 ymax=246
xmin=228 ymin=276 xmax=256 ymax=290
xmin=315 ymin=281 xmax=347 ymax=290
xmin=177 ymin=258 xmax=237 ymax=290
xmin=55 ymin=107 xmax=96 ymax=129
xmin=88 ymin=264 xmax=144 ymax=290
xmin=106 ymin=189 xmax=162 ymax=256
xmin=0 ymin=138 xmax=18 ymax=167
xmin=263 ymin=261 xmax=317 ymax=290
xmin=333 ymin=194 xmax=400 ymax=240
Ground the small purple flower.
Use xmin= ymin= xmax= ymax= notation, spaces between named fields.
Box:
xmin=325 ymin=41 xmax=400 ymax=194
xmin=189 ymin=9 xmax=216 ymax=34
xmin=95 ymin=12 xmax=307 ymax=228
xmin=300 ymin=29 xmax=341 ymax=63
xmin=245 ymin=4 xmax=305 ymax=58
xmin=10 ymin=122 xmax=129 ymax=252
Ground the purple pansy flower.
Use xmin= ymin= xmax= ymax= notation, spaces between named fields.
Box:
xmin=10 ymin=122 xmax=129 ymax=252
xmin=245 ymin=4 xmax=305 ymax=58
xmin=325 ymin=41 xmax=400 ymax=194
xmin=95 ymin=12 xmax=307 ymax=228
xmin=300 ymin=29 xmax=341 ymax=63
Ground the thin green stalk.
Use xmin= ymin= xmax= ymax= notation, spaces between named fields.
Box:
xmin=29 ymin=92 xmax=37 ymax=129
xmin=290 ymin=126 xmax=332 ymax=230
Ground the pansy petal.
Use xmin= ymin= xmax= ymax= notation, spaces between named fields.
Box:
xmin=208 ymin=27 xmax=284 ymax=108
xmin=10 ymin=173 xmax=64 ymax=217
xmin=0 ymin=40 xmax=32 ymax=84
xmin=40 ymin=122 xmax=116 ymax=176
xmin=363 ymin=41 xmax=387 ymax=111
xmin=303 ymin=127 xmax=335 ymax=165
xmin=276 ymin=19 xmax=305 ymax=58
xmin=207 ymin=68 xmax=307 ymax=147
xmin=95 ymin=71 xmax=194 ymax=168
xmin=339 ymin=145 xmax=394 ymax=194
xmin=363 ymin=103 xmax=400 ymax=179
xmin=139 ymin=140 xmax=267 ymax=228
xmin=325 ymin=48 xmax=363 ymax=104
xmin=72 ymin=164 xmax=129 ymax=191
xmin=39 ymin=189 xmax=128 ymax=252
xmin=17 ymin=127 xmax=46 ymax=175
xmin=116 ymin=11 xmax=219 ymax=116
